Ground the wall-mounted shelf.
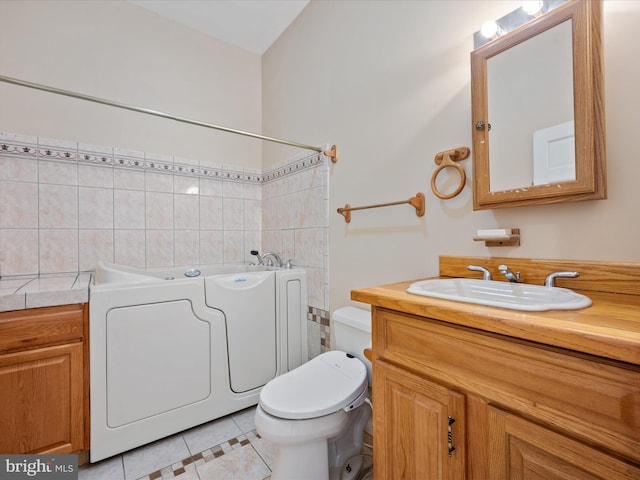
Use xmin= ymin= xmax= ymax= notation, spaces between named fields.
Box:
xmin=473 ymin=228 xmax=520 ymax=247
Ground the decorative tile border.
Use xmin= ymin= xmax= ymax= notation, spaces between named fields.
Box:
xmin=137 ymin=431 xmax=257 ymax=480
xmin=0 ymin=141 xmax=38 ymax=159
xmin=262 ymin=152 xmax=324 ymax=183
xmin=0 ymin=132 xmax=328 ymax=184
xmin=308 ymin=306 xmax=331 ymax=350
xmin=308 ymin=305 xmax=330 ymax=326
xmin=78 ymin=150 xmax=113 ymax=166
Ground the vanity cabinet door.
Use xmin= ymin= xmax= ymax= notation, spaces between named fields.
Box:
xmin=488 ymin=406 xmax=640 ymax=480
xmin=0 ymin=342 xmax=85 ymax=453
xmin=374 ymin=360 xmax=466 ymax=480
xmin=0 ymin=304 xmax=88 ymax=455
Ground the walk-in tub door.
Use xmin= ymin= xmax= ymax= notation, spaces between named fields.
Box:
xmin=105 ymin=300 xmax=211 ymax=428
xmin=205 ymin=271 xmax=276 ymax=393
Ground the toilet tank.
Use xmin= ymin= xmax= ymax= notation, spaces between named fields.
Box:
xmin=333 ymin=307 xmax=372 ymax=382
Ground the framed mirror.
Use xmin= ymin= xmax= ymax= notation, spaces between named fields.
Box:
xmin=471 ymin=0 xmax=606 ymax=209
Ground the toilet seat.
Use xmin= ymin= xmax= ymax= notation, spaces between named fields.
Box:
xmin=259 ymin=350 xmax=367 ymax=420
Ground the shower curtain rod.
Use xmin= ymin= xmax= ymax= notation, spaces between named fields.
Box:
xmin=0 ymin=75 xmax=337 ymax=162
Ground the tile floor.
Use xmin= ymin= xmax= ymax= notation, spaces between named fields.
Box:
xmin=79 ymin=406 xmax=276 ymax=480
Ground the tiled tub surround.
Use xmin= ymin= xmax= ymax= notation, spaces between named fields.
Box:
xmin=262 ymin=148 xmax=329 ymax=313
xmin=0 ymin=132 xmax=265 ymax=274
xmin=0 ymin=131 xmax=331 ymax=345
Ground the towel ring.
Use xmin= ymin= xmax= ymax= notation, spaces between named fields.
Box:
xmin=430 ymin=147 xmax=470 ymax=200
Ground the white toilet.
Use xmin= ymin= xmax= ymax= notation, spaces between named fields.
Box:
xmin=255 ymin=307 xmax=372 ymax=480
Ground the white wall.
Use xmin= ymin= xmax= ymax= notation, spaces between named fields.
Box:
xmin=262 ymin=0 xmax=640 ymax=310
xmin=0 ymin=0 xmax=262 ymax=169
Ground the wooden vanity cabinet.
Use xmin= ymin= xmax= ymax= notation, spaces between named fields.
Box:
xmin=488 ymin=407 xmax=639 ymax=479
xmin=0 ymin=304 xmax=89 ymax=454
xmin=371 ymin=307 xmax=640 ymax=480
xmin=375 ymin=360 xmax=466 ymax=479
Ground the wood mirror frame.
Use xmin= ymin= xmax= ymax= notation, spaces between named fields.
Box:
xmin=471 ymin=0 xmax=606 ymax=210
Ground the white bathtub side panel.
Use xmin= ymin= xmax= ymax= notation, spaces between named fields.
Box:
xmin=286 ymin=279 xmax=302 ymax=370
xmin=105 ymin=300 xmax=212 ymax=428
xmin=205 ymin=271 xmax=277 ymax=393
xmin=90 ymin=281 xmax=259 ymax=462
xmin=277 ymin=269 xmax=308 ymax=371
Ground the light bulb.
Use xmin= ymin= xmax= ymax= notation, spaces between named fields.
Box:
xmin=522 ymin=1 xmax=543 ymax=16
xmin=481 ymin=20 xmax=499 ymax=39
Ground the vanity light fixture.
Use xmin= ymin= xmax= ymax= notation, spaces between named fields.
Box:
xmin=474 ymin=0 xmax=567 ymax=48
xmin=480 ymin=20 xmax=503 ymax=40
xmin=522 ymin=1 xmax=544 ymax=16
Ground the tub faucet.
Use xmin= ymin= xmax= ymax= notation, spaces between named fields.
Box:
xmin=262 ymin=252 xmax=283 ymax=268
xmin=498 ymin=264 xmax=523 ymax=283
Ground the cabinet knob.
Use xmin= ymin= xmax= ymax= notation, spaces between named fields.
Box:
xmin=475 ymin=120 xmax=491 ymax=131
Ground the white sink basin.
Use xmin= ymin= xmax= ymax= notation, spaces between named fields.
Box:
xmin=407 ymin=278 xmax=591 ymax=311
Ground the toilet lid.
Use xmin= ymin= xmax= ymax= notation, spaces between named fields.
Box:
xmin=259 ymin=350 xmax=368 ymax=420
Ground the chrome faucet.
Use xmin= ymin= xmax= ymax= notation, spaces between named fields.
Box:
xmin=468 ymin=265 xmax=492 ymax=280
xmin=498 ymin=264 xmax=523 ymax=283
xmin=545 ymin=271 xmax=579 ymax=287
xmin=262 ymin=252 xmax=283 ymax=268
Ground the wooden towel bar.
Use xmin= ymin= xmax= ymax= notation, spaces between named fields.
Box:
xmin=337 ymin=193 xmax=425 ymax=223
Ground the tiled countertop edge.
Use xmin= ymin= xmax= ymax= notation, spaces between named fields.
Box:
xmin=0 ymin=272 xmax=92 ymax=312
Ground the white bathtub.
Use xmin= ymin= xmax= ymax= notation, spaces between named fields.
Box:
xmin=90 ymin=261 xmax=308 ymax=462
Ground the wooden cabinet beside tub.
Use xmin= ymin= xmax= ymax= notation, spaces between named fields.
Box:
xmin=0 ymin=304 xmax=89 ymax=454
xmin=352 ymin=256 xmax=640 ymax=480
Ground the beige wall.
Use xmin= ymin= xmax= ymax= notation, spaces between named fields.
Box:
xmin=263 ymin=0 xmax=640 ymax=311
xmin=0 ymin=0 xmax=262 ymax=169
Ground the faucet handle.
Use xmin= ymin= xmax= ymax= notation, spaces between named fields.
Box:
xmin=498 ymin=264 xmax=523 ymax=283
xmin=545 ymin=271 xmax=579 ymax=287
xmin=284 ymin=259 xmax=295 ymax=269
xmin=468 ymin=265 xmax=492 ymax=280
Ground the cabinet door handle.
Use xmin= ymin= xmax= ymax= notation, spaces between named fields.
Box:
xmin=447 ymin=416 xmax=456 ymax=457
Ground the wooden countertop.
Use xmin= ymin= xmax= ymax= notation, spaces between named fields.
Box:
xmin=352 ymin=279 xmax=640 ymax=367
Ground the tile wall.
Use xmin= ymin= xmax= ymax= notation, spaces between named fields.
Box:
xmin=0 ymin=131 xmax=331 ymax=352
xmin=261 ymin=150 xmax=328 ymax=311
xmin=261 ymin=149 xmax=331 ymax=354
